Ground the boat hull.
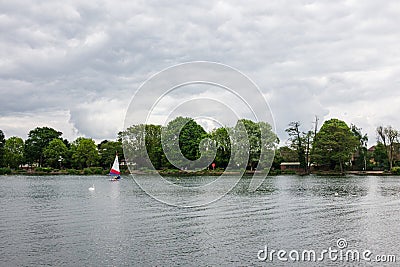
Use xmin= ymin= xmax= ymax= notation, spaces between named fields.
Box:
xmin=109 ymin=176 xmax=121 ymax=181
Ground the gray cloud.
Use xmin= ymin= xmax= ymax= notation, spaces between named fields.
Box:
xmin=1 ymin=0 xmax=399 ymax=145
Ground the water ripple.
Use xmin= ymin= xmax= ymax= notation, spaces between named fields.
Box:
xmin=1 ymin=175 xmax=400 ymax=266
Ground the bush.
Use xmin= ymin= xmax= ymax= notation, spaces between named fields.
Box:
xmin=67 ymin=169 xmax=80 ymax=175
xmin=35 ymin=167 xmax=53 ymax=173
xmin=0 ymin=168 xmax=12 ymax=175
xmin=268 ymin=169 xmax=281 ymax=176
xmin=34 ymin=167 xmax=43 ymax=172
xmin=83 ymin=167 xmax=103 ymax=175
xmin=90 ymin=167 xmax=103 ymax=175
xmin=391 ymin=167 xmax=400 ymax=175
xmin=282 ymin=170 xmax=296 ymax=175
xmin=83 ymin=168 xmax=93 ymax=175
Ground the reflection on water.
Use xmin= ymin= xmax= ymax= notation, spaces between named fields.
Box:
xmin=0 ymin=175 xmax=399 ymax=266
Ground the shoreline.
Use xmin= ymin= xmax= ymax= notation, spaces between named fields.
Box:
xmin=0 ymin=169 xmax=394 ymax=177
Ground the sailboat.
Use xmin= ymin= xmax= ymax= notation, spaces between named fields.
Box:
xmin=109 ymin=154 xmax=121 ymax=181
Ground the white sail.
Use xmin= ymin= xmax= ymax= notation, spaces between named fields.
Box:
xmin=109 ymin=155 xmax=120 ymax=176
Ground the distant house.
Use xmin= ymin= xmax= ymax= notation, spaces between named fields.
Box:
xmin=21 ymin=163 xmax=38 ymax=171
xmin=280 ymin=162 xmax=302 ymax=172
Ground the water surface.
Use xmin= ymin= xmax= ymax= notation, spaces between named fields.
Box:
xmin=0 ymin=175 xmax=399 ymax=266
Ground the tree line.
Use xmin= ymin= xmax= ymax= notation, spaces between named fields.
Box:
xmin=0 ymin=127 xmax=122 ymax=173
xmin=275 ymin=118 xmax=400 ymax=173
xmin=119 ymin=116 xmax=278 ymax=171
xmin=0 ymin=117 xmax=279 ymax=173
xmin=0 ymin=116 xmax=399 ymax=174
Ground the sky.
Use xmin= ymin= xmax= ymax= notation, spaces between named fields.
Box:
xmin=1 ymin=0 xmax=400 ymax=146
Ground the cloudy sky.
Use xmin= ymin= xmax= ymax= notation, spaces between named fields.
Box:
xmin=1 ymin=0 xmax=399 ymax=145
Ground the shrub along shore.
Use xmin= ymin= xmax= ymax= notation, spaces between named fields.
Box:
xmin=0 ymin=166 xmax=394 ymax=177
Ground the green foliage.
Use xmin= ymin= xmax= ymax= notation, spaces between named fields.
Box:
xmin=4 ymin=137 xmax=24 ymax=169
xmin=210 ymin=127 xmax=231 ymax=169
xmin=162 ymin=117 xmax=208 ymax=169
xmin=272 ymin=146 xmax=298 ymax=170
xmin=91 ymin=167 xmax=103 ymax=174
xmin=268 ymin=169 xmax=282 ymax=176
xmin=162 ymin=117 xmax=210 ymax=169
xmin=144 ymin=125 xmax=163 ymax=169
xmin=35 ymin=167 xmax=53 ymax=173
xmin=71 ymin=137 xmax=100 ymax=169
xmin=285 ymin=122 xmax=307 ymax=170
xmin=376 ymin=125 xmax=399 ymax=170
xmin=67 ymin=168 xmax=80 ymax=175
xmin=83 ymin=167 xmax=103 ymax=175
xmin=257 ymin=121 xmax=279 ymax=169
xmin=372 ymin=143 xmax=389 ymax=170
xmin=282 ymin=170 xmax=296 ymax=175
xmin=119 ymin=124 xmax=161 ymax=169
xmin=178 ymin=118 xmax=207 ymax=160
xmin=279 ymin=146 xmax=298 ymax=161
xmin=24 ymin=127 xmax=62 ymax=167
xmin=351 ymin=124 xmax=368 ymax=170
xmin=235 ymin=119 xmax=278 ymax=170
xmin=0 ymin=167 xmax=11 ymax=175
xmin=0 ymin=130 xmax=5 ymax=167
xmin=312 ymin=119 xmax=359 ymax=173
xmin=98 ymin=140 xmax=123 ymax=168
xmin=43 ymin=139 xmax=68 ymax=168
xmin=237 ymin=119 xmax=260 ymax=169
xmin=391 ymin=167 xmax=400 ymax=174
xmin=117 ymin=118 xmax=277 ymax=172
xmin=120 ymin=124 xmax=146 ymax=168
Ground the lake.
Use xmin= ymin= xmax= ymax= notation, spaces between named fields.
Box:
xmin=0 ymin=175 xmax=399 ymax=266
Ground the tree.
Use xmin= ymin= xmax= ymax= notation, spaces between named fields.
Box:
xmin=272 ymin=146 xmax=298 ymax=170
xmin=286 ymin=122 xmax=307 ymax=172
xmin=24 ymin=127 xmax=62 ymax=167
xmin=144 ymin=125 xmax=163 ymax=169
xmin=258 ymin=121 xmax=279 ymax=170
xmin=71 ymin=137 xmax=100 ymax=169
xmin=43 ymin=139 xmax=68 ymax=168
xmin=0 ymin=130 xmax=5 ymax=167
xmin=377 ymin=126 xmax=399 ymax=170
xmin=119 ymin=124 xmax=146 ymax=168
xmin=177 ymin=117 xmax=207 ymax=161
xmin=162 ymin=117 xmax=209 ymax=169
xmin=119 ymin=124 xmax=163 ymax=169
xmin=237 ymin=119 xmax=261 ymax=170
xmin=98 ymin=140 xmax=123 ymax=169
xmin=4 ymin=137 xmax=24 ymax=169
xmin=312 ymin=118 xmax=358 ymax=173
xmin=372 ymin=143 xmax=388 ymax=170
xmin=210 ymin=127 xmax=231 ymax=169
xmin=61 ymin=139 xmax=72 ymax=169
xmin=351 ymin=125 xmax=368 ymax=170
xmin=285 ymin=119 xmax=318 ymax=174
xmin=278 ymin=146 xmax=298 ymax=162
xmin=233 ymin=119 xmax=278 ymax=170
